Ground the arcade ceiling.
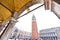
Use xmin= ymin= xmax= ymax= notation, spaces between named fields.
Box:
xmin=0 ymin=0 xmax=60 ymax=24
xmin=0 ymin=0 xmax=32 ymax=24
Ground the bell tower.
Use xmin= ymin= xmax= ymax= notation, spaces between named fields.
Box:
xmin=32 ymin=15 xmax=38 ymax=40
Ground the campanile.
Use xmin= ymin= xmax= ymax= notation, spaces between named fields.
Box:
xmin=32 ymin=15 xmax=38 ymax=40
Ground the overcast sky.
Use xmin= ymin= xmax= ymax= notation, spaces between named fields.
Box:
xmin=15 ymin=4 xmax=60 ymax=32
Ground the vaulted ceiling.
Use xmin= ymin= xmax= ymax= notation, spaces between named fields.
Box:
xmin=0 ymin=0 xmax=40 ymax=24
xmin=0 ymin=4 xmax=12 ymax=24
xmin=0 ymin=0 xmax=31 ymax=12
xmin=0 ymin=0 xmax=32 ymax=24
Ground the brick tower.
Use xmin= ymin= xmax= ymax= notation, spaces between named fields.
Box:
xmin=32 ymin=15 xmax=38 ymax=40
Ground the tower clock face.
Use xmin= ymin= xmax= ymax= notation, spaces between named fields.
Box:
xmin=54 ymin=0 xmax=60 ymax=4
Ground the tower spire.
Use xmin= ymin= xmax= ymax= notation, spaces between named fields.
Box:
xmin=32 ymin=15 xmax=36 ymax=21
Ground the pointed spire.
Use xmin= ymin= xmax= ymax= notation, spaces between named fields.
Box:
xmin=32 ymin=15 xmax=36 ymax=21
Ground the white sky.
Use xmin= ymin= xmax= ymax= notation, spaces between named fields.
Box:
xmin=15 ymin=4 xmax=60 ymax=32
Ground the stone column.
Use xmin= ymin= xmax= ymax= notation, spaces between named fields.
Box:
xmin=44 ymin=0 xmax=52 ymax=10
xmin=0 ymin=17 xmax=18 ymax=40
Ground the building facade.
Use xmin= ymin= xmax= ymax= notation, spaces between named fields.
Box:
xmin=17 ymin=30 xmax=31 ymax=40
xmin=40 ymin=27 xmax=60 ymax=40
xmin=8 ymin=27 xmax=31 ymax=40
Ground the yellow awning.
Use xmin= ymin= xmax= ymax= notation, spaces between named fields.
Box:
xmin=0 ymin=0 xmax=31 ymax=12
xmin=0 ymin=4 xmax=12 ymax=23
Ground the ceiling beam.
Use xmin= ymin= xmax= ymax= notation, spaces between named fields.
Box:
xmin=0 ymin=2 xmax=13 ymax=13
